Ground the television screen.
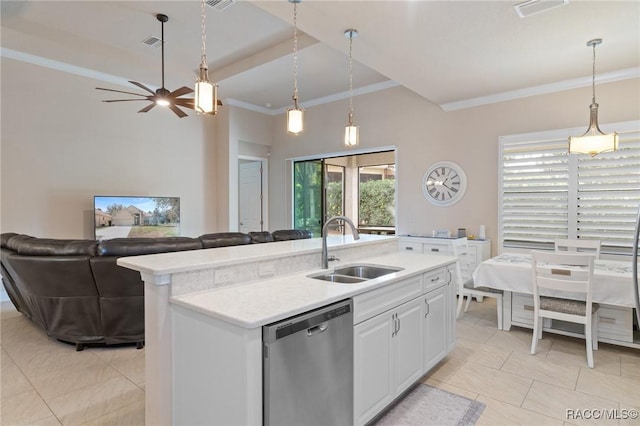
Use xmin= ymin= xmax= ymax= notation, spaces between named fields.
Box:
xmin=94 ymin=196 xmax=180 ymax=240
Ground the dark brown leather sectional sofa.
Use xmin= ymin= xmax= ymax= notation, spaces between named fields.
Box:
xmin=0 ymin=230 xmax=312 ymax=350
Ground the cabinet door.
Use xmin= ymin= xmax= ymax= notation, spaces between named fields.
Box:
xmin=446 ymin=280 xmax=457 ymax=352
xmin=423 ymin=285 xmax=447 ymax=372
xmin=354 ymin=311 xmax=394 ymax=426
xmin=393 ymin=297 xmax=424 ymax=394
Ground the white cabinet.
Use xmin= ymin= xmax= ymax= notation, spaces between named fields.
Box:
xmin=423 ymin=285 xmax=447 ymax=372
xmin=353 ymin=267 xmax=455 ymax=426
xmin=399 ymin=236 xmax=491 ymax=273
xmin=354 ymin=296 xmax=424 ymax=426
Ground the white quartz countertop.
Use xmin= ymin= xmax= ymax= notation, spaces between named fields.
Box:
xmin=170 ymin=251 xmax=456 ymax=329
xmin=117 ymin=234 xmax=391 ymax=276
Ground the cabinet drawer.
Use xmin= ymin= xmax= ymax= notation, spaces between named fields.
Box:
xmin=597 ymin=305 xmax=633 ymax=343
xmin=423 ymin=268 xmax=448 ymax=293
xmin=422 ymin=242 xmax=451 ymax=255
xmin=399 ymin=242 xmax=423 ymax=253
xmin=512 ymin=293 xmax=535 ymax=326
xmin=353 ymin=275 xmax=423 ymax=325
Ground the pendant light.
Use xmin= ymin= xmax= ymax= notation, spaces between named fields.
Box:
xmin=568 ymin=38 xmax=618 ymax=156
xmin=344 ymin=29 xmax=359 ymax=147
xmin=286 ymin=0 xmax=304 ymax=135
xmin=194 ymin=0 xmax=218 ymax=114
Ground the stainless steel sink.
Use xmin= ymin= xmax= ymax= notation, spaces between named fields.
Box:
xmin=307 ymin=264 xmax=404 ymax=284
xmin=308 ymin=273 xmax=367 ymax=284
xmin=334 ymin=264 xmax=403 ymax=279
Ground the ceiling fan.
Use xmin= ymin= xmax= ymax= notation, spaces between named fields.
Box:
xmin=97 ymin=13 xmax=208 ymax=118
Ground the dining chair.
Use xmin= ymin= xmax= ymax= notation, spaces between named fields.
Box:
xmin=554 ymin=238 xmax=601 ymax=259
xmin=530 ymin=250 xmax=599 ymax=368
xmin=451 ymin=238 xmax=503 ymax=330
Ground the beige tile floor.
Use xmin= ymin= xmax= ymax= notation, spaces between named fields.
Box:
xmin=2 ymin=299 xmax=639 ymax=425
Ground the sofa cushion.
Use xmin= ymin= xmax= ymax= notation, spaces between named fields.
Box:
xmin=97 ymin=237 xmax=203 ymax=256
xmin=199 ymin=232 xmax=251 ymax=248
xmin=272 ymin=229 xmax=313 ymax=241
xmin=1 ymin=233 xmax=20 ymax=248
xmin=11 ymin=237 xmax=98 ymax=256
xmin=249 ymin=231 xmax=274 ymax=243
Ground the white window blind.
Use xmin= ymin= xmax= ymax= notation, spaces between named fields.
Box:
xmin=499 ymin=121 xmax=640 ymax=255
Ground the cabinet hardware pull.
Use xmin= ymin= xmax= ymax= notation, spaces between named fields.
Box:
xmin=424 ymin=299 xmax=430 ymax=317
xmin=397 ymin=314 xmax=401 ymax=335
xmin=599 ymin=317 xmax=616 ymax=324
xmin=524 ymin=305 xmax=534 ymax=311
xmin=405 ymin=246 xmax=414 ymax=251
xmin=431 ymin=248 xmax=440 ymax=252
xmin=431 ymin=276 xmax=440 ymax=282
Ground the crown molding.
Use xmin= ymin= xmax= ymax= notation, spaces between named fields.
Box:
xmin=440 ymin=67 xmax=640 ymax=112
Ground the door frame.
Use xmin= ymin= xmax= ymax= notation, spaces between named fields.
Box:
xmin=238 ymin=155 xmax=268 ymax=232
xmin=288 ymin=145 xmax=397 ymax=230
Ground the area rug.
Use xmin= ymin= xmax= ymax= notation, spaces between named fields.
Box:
xmin=373 ymin=383 xmax=486 ymax=426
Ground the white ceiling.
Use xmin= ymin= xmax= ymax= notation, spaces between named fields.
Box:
xmin=1 ymin=1 xmax=638 ymax=115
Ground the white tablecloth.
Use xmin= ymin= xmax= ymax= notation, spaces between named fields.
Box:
xmin=472 ymin=253 xmax=638 ymax=308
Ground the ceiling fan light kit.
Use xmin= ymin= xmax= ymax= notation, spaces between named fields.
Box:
xmin=568 ymin=38 xmax=618 ymax=156
xmin=286 ymin=0 xmax=304 ymax=135
xmin=97 ymin=14 xmax=198 ymax=118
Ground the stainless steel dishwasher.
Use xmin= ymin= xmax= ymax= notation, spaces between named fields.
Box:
xmin=263 ymin=299 xmax=353 ymax=426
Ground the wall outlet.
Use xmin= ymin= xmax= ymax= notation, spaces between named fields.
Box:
xmin=215 ymin=269 xmax=235 ymax=284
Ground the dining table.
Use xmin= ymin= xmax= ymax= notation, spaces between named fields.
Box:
xmin=472 ymin=252 xmax=639 ymax=342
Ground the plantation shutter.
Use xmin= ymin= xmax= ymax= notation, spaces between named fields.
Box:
xmin=576 ymin=129 xmax=640 ymax=254
xmin=500 ymin=138 xmax=569 ymax=250
xmin=500 ymin=121 xmax=640 ymax=255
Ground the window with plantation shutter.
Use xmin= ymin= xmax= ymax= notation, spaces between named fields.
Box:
xmin=499 ymin=121 xmax=640 ymax=256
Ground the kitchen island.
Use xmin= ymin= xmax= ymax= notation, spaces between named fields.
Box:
xmin=119 ymin=235 xmax=457 ymax=425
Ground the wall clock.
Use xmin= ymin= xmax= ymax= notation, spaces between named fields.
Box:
xmin=422 ymin=161 xmax=467 ymax=207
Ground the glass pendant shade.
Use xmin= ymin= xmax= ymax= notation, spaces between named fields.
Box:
xmin=568 ymin=38 xmax=617 ymax=156
xmin=287 ymin=107 xmax=304 ymax=135
xmin=194 ymin=65 xmax=217 ymax=114
xmin=345 ymin=124 xmax=359 ymax=147
xmin=569 ymin=103 xmax=618 ymax=156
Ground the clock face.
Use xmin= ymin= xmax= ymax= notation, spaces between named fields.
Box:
xmin=422 ymin=161 xmax=467 ymax=207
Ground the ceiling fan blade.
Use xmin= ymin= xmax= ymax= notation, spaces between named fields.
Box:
xmin=169 ymin=104 xmax=188 ymax=118
xmin=170 ymin=86 xmax=194 ymax=98
xmin=96 ymin=87 xmax=148 ymax=97
xmin=102 ymin=99 xmax=151 ymax=103
xmin=138 ymin=103 xmax=156 ymax=113
xmin=174 ymin=98 xmax=194 ymax=107
xmin=129 ymin=81 xmax=156 ymax=95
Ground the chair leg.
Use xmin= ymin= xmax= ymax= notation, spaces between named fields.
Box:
xmin=456 ymin=293 xmax=465 ymax=319
xmin=496 ymin=297 xmax=503 ymax=331
xmin=592 ymin=312 xmax=599 ymax=351
xmin=530 ymin=316 xmax=540 ymax=355
xmin=585 ymin=321 xmax=594 ymax=368
xmin=464 ymin=294 xmax=472 ymax=312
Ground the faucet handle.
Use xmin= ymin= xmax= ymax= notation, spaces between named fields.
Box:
xmin=327 ymin=255 xmax=340 ymax=262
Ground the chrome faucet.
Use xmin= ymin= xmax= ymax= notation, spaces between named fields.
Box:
xmin=322 ymin=215 xmax=360 ymax=269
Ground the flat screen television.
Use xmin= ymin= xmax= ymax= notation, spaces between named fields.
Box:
xmin=94 ymin=196 xmax=180 ymax=240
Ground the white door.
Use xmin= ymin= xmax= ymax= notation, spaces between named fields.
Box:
xmin=239 ymin=161 xmax=262 ymax=233
xmin=393 ymin=297 xmax=424 ymax=394
xmin=423 ymin=285 xmax=447 ymax=372
xmin=353 ymin=313 xmax=393 ymax=426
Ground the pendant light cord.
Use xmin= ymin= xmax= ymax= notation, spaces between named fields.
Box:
xmin=348 ymin=31 xmax=354 ymax=125
xmin=200 ymin=0 xmax=207 ymax=67
xmin=591 ymin=41 xmax=596 ymax=105
xmin=161 ymin=18 xmax=165 ymax=88
xmin=292 ymin=2 xmax=299 ymax=107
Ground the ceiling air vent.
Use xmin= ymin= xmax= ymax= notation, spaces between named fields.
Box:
xmin=206 ymin=0 xmax=235 ymax=12
xmin=514 ymin=0 xmax=569 ymax=18
xmin=142 ymin=35 xmax=162 ymax=48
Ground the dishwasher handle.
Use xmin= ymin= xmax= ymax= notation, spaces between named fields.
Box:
xmin=307 ymin=322 xmax=328 ymax=336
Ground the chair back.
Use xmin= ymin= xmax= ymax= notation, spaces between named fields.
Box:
xmin=451 ymin=238 xmax=473 ymax=286
xmin=530 ymin=250 xmax=596 ymax=316
xmin=554 ymin=238 xmax=601 ymax=259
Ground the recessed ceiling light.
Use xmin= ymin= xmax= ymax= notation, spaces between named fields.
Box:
xmin=514 ymin=0 xmax=569 ymax=18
